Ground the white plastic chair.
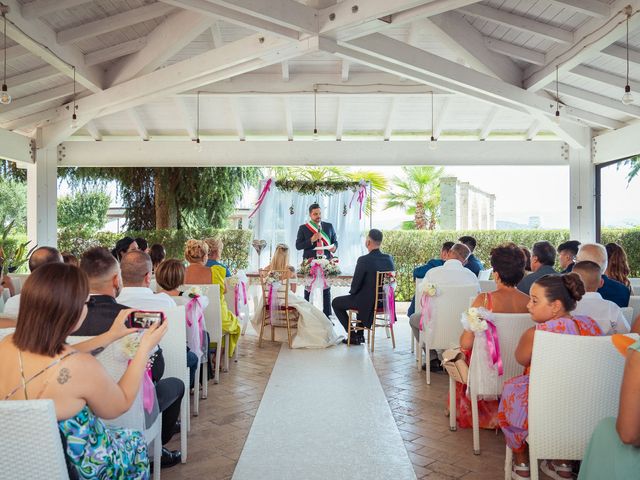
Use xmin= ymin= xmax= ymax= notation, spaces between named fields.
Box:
xmin=504 ymin=331 xmax=637 ymax=480
xmin=8 ymin=273 xmax=28 ymax=295
xmin=417 ymin=284 xmax=480 ymax=385
xmin=451 ymin=313 xmax=532 ymax=454
xmin=157 ymin=307 xmax=189 ymax=463
xmin=629 ymin=278 xmax=639 ymax=296
xmin=629 ymin=296 xmax=640 ymax=323
xmin=621 ymin=306 xmax=634 ymax=325
xmin=0 ymin=399 xmax=70 ymax=479
xmin=479 ymin=280 xmax=496 ymax=293
xmin=225 ymin=275 xmax=250 ymax=337
xmin=68 ymin=337 xmax=162 ymax=480
xmin=478 ymin=268 xmax=493 ymax=281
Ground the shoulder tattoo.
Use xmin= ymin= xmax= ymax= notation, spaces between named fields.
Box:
xmin=57 ymin=368 xmax=71 ymax=385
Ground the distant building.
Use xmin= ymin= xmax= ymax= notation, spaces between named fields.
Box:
xmin=439 ymin=177 xmax=496 ymax=230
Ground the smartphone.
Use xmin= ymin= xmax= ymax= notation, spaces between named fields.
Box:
xmin=126 ymin=311 xmax=165 ymax=329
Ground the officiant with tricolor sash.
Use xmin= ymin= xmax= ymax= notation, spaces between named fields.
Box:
xmin=295 ymin=203 xmax=338 ymax=318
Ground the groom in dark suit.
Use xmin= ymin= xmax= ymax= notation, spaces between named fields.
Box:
xmin=296 ymin=203 xmax=338 ymax=318
xmin=332 ymin=229 xmax=395 ymax=345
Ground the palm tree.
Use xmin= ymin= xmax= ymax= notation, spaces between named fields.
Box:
xmin=383 ymin=166 xmax=444 ymax=230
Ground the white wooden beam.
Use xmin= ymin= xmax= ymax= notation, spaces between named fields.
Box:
xmin=5 ymin=66 xmax=60 ymax=89
xmin=426 ymin=12 xmax=522 ymax=85
xmin=57 ymin=139 xmax=569 ymax=167
xmin=526 ymin=120 xmax=541 ymax=141
xmin=593 ymin=121 xmax=640 ymax=163
xmin=105 ymin=10 xmax=215 ymax=87
xmin=281 ymin=60 xmax=290 ymax=81
xmin=160 ymin=0 xmax=302 ymax=39
xmin=127 ymin=108 xmax=149 ymax=141
xmin=21 ymin=0 xmax=93 ymax=20
xmin=335 ymin=96 xmax=344 ymax=140
xmin=3 ymin=0 xmax=104 ymax=92
xmin=383 ymin=97 xmax=397 ymax=140
xmin=524 ymin=0 xmax=640 ymax=91
xmin=459 ymin=4 xmax=573 ymax=44
xmin=229 ymin=98 xmax=245 ymax=141
xmin=479 ymin=106 xmax=498 ymax=140
xmin=546 ymin=0 xmax=611 ymax=18
xmin=283 ymin=97 xmax=293 ymax=140
xmin=484 ymin=38 xmax=546 ymax=65
xmin=551 ymin=82 xmax=640 ymax=119
xmin=570 ymin=65 xmax=632 ymax=91
xmin=341 ymin=60 xmax=350 ymax=82
xmin=85 ymin=38 xmax=148 ymax=66
xmin=173 ymin=98 xmax=197 ymax=140
xmin=0 ymin=84 xmax=75 ymax=116
xmin=5 ymin=44 xmax=29 ymax=61
xmin=209 ymin=21 xmax=224 ymax=48
xmin=0 ymin=128 xmax=33 ymax=164
xmin=601 ymin=44 xmax=640 ymax=66
xmin=57 ymin=4 xmax=175 ymax=45
xmin=84 ymin=121 xmax=102 ymax=141
xmin=433 ymin=97 xmax=450 ymax=139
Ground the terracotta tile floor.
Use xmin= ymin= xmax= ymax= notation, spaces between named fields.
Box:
xmin=163 ymin=320 xmax=524 ymax=480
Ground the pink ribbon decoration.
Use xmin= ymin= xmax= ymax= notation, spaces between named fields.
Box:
xmin=268 ymin=282 xmax=280 ymax=325
xmin=142 ymin=367 xmax=155 ymax=414
xmin=419 ymin=294 xmax=432 ymax=331
xmin=349 ymin=180 xmax=368 ymax=219
xmin=484 ymin=320 xmax=503 ymax=376
xmin=248 ymin=178 xmax=273 ymax=218
xmin=383 ymin=284 xmax=396 ymax=326
xmin=234 ymin=284 xmax=240 ymax=316
xmin=308 ymin=262 xmax=327 ymax=292
xmin=186 ymin=296 xmax=205 ymax=359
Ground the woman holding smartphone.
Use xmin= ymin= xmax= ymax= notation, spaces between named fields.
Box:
xmin=0 ymin=263 xmax=167 ymax=479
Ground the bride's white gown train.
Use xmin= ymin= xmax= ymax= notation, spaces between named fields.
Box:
xmin=251 ymin=289 xmax=346 ymax=348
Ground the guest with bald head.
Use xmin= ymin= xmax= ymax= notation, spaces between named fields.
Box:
xmin=2 ymin=246 xmax=63 ymax=318
xmin=577 ymin=243 xmax=630 ymax=308
xmin=116 ymin=250 xmax=176 ymax=310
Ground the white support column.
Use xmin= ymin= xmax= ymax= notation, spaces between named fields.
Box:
xmin=568 ymin=129 xmax=596 ymax=242
xmin=27 ymin=146 xmax=58 ymax=248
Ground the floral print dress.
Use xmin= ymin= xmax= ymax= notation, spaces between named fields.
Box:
xmin=498 ymin=315 xmax=602 ymax=452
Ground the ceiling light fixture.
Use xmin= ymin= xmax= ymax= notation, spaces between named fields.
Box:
xmin=70 ymin=66 xmax=78 ymax=128
xmin=622 ymin=9 xmax=635 ymax=105
xmin=1 ymin=4 xmax=11 ymax=105
xmin=195 ymin=90 xmax=203 ymax=152
xmin=554 ymin=65 xmax=561 ymax=124
xmin=313 ymin=85 xmax=319 ymax=141
xmin=429 ymin=91 xmax=437 ymax=150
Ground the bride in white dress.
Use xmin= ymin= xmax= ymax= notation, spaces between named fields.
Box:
xmin=251 ymin=244 xmax=346 ymax=348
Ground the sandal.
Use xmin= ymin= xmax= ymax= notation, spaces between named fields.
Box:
xmin=540 ymin=460 xmax=573 ymax=479
xmin=511 ymin=462 xmax=530 ymax=480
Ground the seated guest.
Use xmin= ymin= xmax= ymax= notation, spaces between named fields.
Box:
xmin=184 ymin=240 xmax=241 ymax=358
xmin=517 ymin=241 xmax=557 ymax=294
xmin=577 ymin=243 xmax=630 ymax=308
xmin=117 ymin=251 xmax=176 ymax=309
xmin=149 ymin=244 xmax=166 ymax=273
xmin=454 ymin=243 xmax=530 ymax=430
xmin=3 ymin=246 xmax=63 ymax=317
xmin=0 ymin=262 xmax=168 ymax=479
xmin=557 ymin=240 xmax=580 ymax=273
xmin=408 ymin=243 xmax=480 ymax=347
xmin=407 ymin=241 xmax=454 ymax=317
xmin=499 ymin=274 xmax=602 ymax=479
xmin=155 ymin=259 xmax=201 ymax=390
xmin=73 ymin=247 xmax=183 ymax=468
xmin=520 ymin=246 xmax=532 ymax=275
xmin=332 ymin=229 xmax=395 ymax=345
xmin=458 ymin=235 xmax=484 ymax=276
xmin=605 ymin=243 xmax=632 ymax=291
xmin=578 ymin=336 xmax=640 ymax=479
xmin=61 ymin=252 xmax=79 ymax=267
xmin=572 ymin=261 xmax=629 ymax=334
xmin=135 ymin=237 xmax=149 ymax=254
xmin=112 ymin=236 xmax=138 ymax=262
xmin=205 ymin=238 xmax=231 ymax=276
xmin=0 ymin=316 xmax=16 ymax=328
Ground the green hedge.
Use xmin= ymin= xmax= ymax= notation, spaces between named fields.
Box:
xmin=57 ymin=228 xmax=253 ymax=271
xmin=382 ymin=228 xmax=640 ymax=301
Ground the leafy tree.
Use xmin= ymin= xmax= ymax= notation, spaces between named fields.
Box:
xmin=383 ymin=166 xmax=443 ymax=230
xmin=624 ymin=156 xmax=639 ymax=182
xmin=0 ymin=176 xmax=27 ymax=233
xmin=58 ymin=191 xmax=111 ymax=233
xmin=60 ymin=167 xmax=261 ymax=230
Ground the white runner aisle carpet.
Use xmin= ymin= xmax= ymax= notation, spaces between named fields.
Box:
xmin=232 ymin=345 xmax=416 ymax=480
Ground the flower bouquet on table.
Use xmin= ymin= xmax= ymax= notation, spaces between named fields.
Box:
xmin=298 ymin=256 xmax=341 ymax=277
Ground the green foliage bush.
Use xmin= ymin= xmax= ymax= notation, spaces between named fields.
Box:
xmin=58 ymin=191 xmax=110 ymax=233
xmin=382 ymin=228 xmax=640 ymax=301
xmin=58 ymin=228 xmax=253 ymax=271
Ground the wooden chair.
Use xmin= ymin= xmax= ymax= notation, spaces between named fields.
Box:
xmin=258 ymin=269 xmax=299 ymax=348
xmin=347 ymin=271 xmax=396 ymax=353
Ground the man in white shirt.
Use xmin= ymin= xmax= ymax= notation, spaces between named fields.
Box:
xmin=2 ymin=247 xmax=63 ymax=318
xmin=117 ymin=250 xmax=176 ymax=310
xmin=409 ymin=243 xmax=480 ymax=366
xmin=572 ymin=261 xmax=629 ymax=334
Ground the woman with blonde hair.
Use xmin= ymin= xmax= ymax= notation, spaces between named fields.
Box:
xmin=251 ymin=244 xmax=345 ymax=348
xmin=183 ymin=239 xmax=241 ymax=358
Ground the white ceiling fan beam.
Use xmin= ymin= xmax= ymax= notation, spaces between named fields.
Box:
xmin=484 ymin=38 xmax=546 ymax=65
xmin=229 ymin=98 xmax=245 ymax=140
xmin=85 ymin=38 xmax=148 ymax=67
xmin=84 ymin=121 xmax=102 ymax=141
xmin=127 ymin=108 xmax=149 ymax=141
xmin=383 ymin=97 xmax=397 ymax=140
xmin=173 ymin=97 xmax=197 ymax=140
xmin=479 ymin=106 xmax=499 ymax=140
xmin=282 ymin=61 xmax=290 ymax=81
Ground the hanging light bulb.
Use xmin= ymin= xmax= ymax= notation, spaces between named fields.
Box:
xmin=429 ymin=135 xmax=438 ymax=150
xmin=70 ymin=112 xmax=78 ymax=128
xmin=1 ymin=4 xmax=11 ymax=105
xmin=69 ymin=66 xmax=78 ymax=128
xmin=194 ymin=138 xmax=203 ymax=152
xmin=553 ymin=65 xmax=561 ymax=124
xmin=195 ymin=91 xmax=202 ymax=149
xmin=312 ymin=85 xmax=319 ymax=140
xmin=553 ymin=110 xmax=561 ymax=125
xmin=623 ymin=11 xmax=635 ymax=105
xmin=428 ymin=91 xmax=437 ymax=149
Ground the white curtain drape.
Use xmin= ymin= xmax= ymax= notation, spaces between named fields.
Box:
xmin=249 ymin=181 xmax=367 ymax=274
